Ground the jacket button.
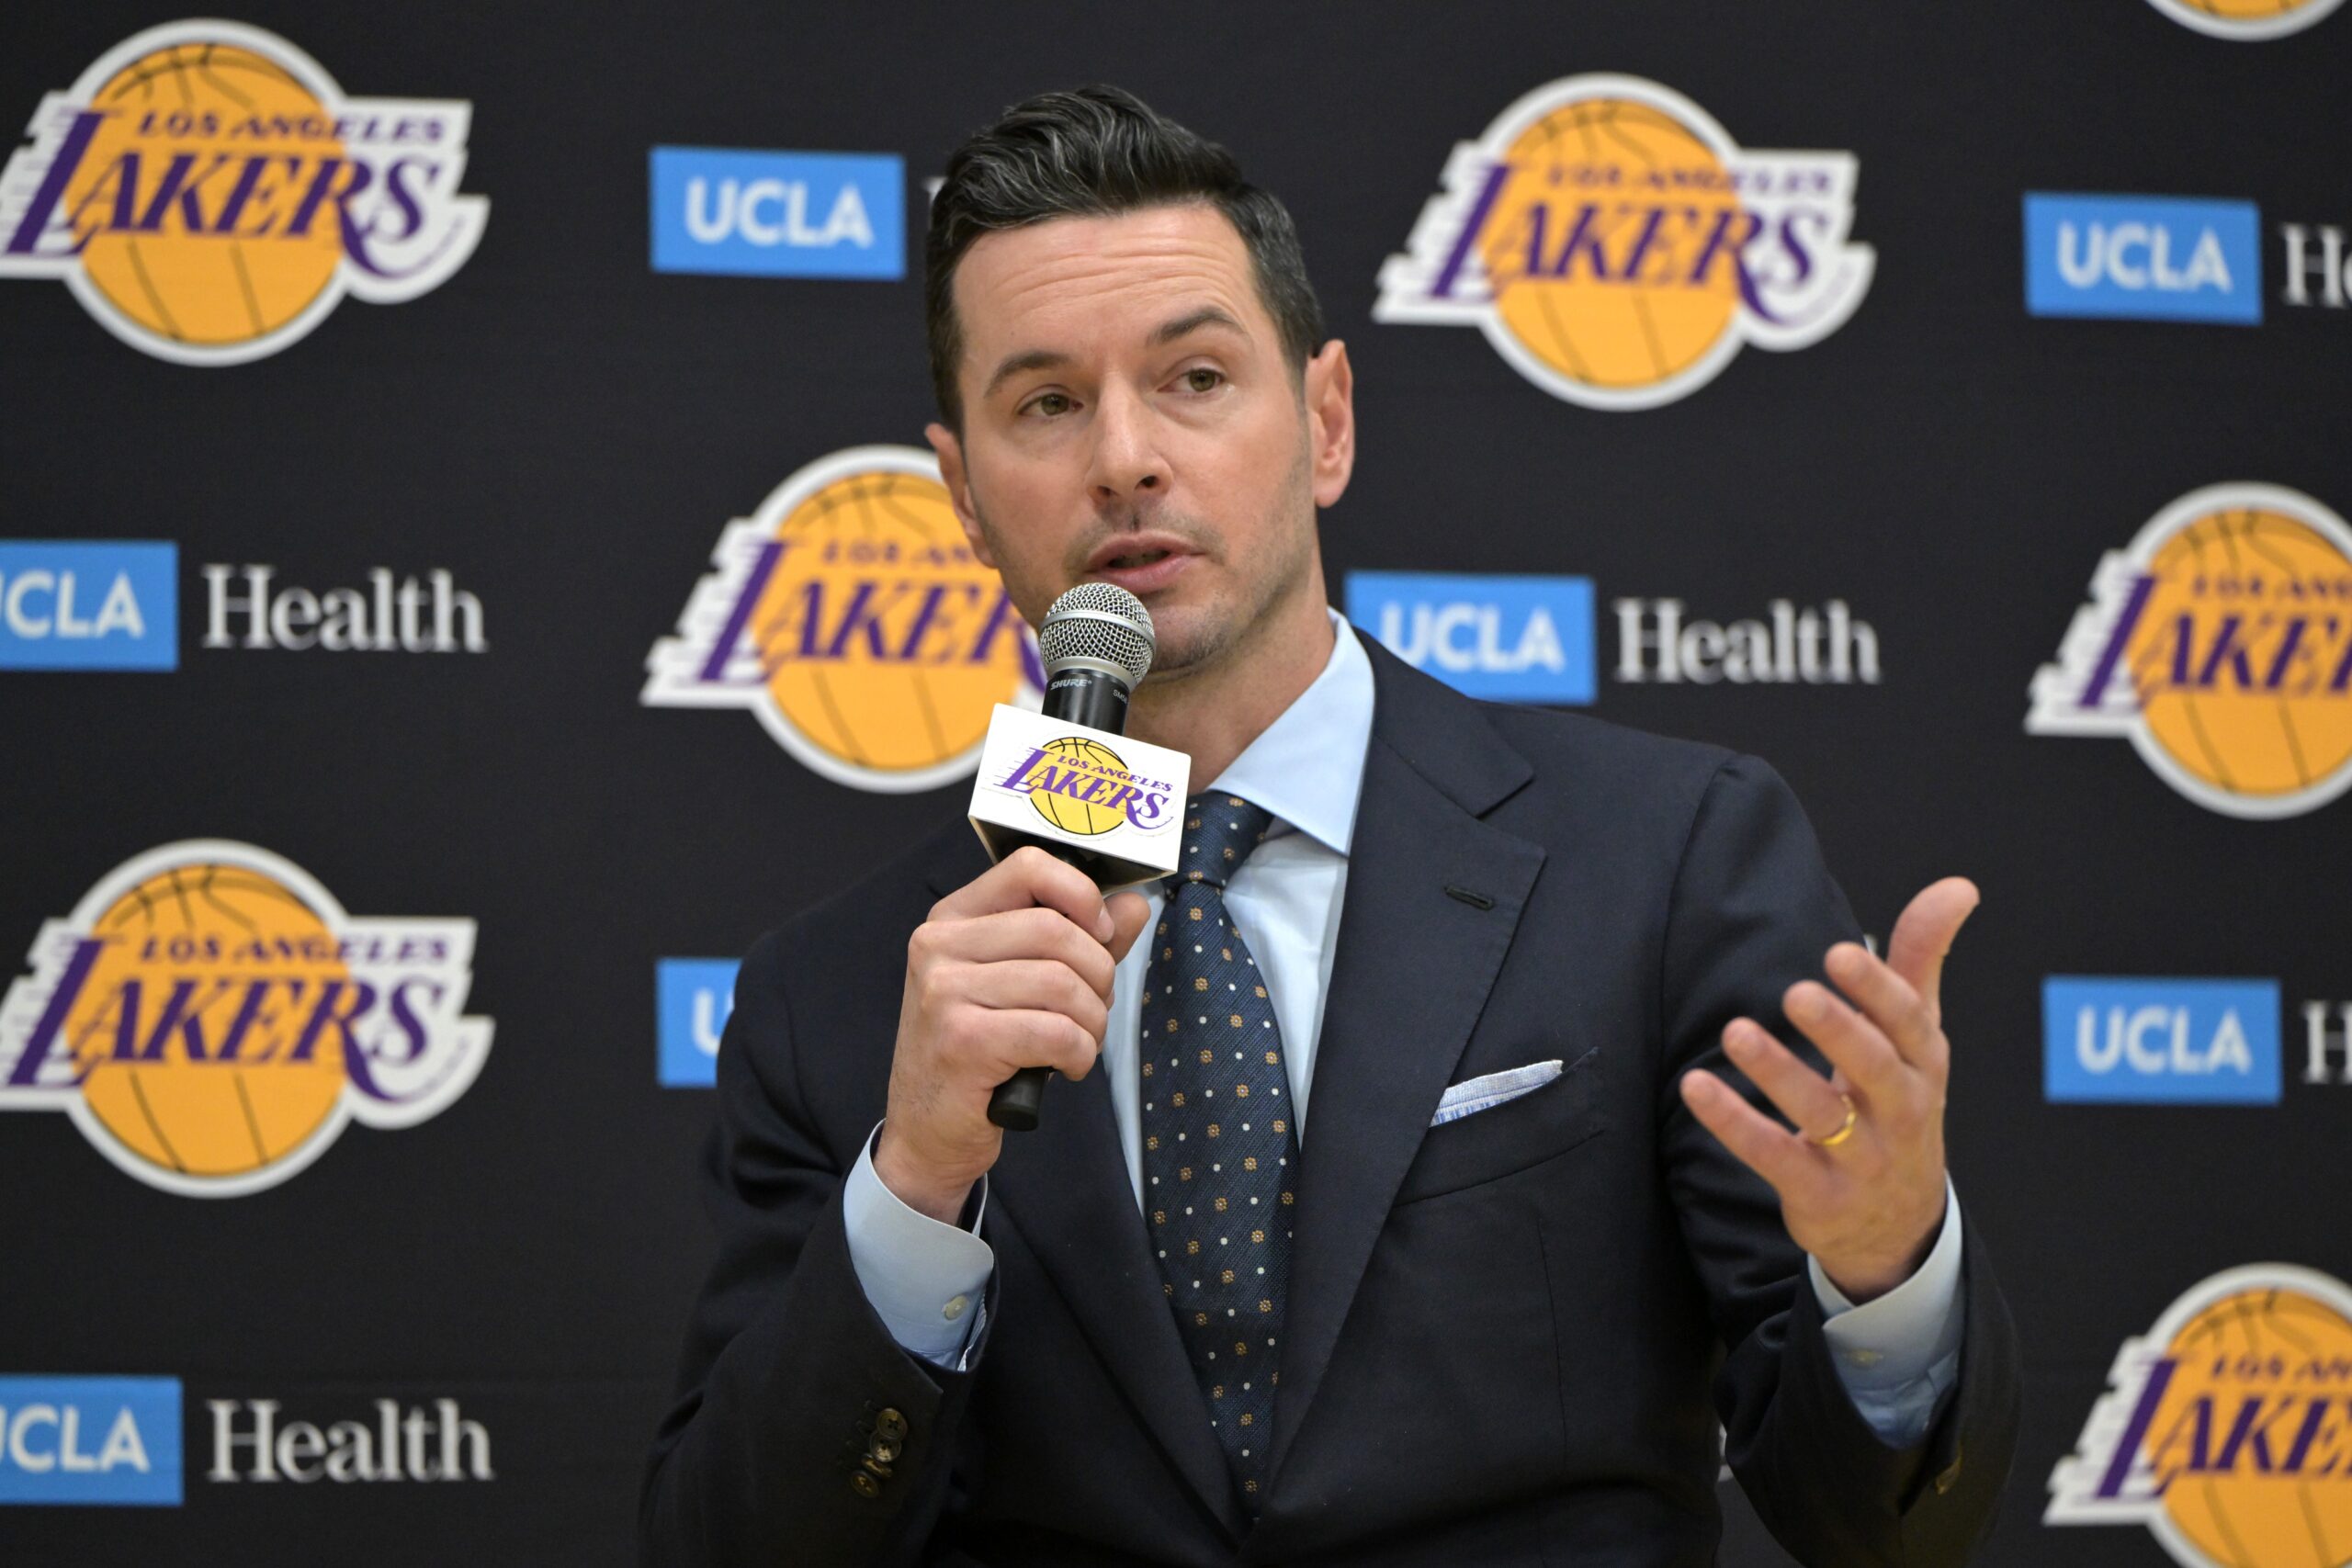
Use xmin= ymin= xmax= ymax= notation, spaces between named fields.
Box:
xmin=850 ymin=1472 xmax=881 ymax=1500
xmin=875 ymin=1408 xmax=910 ymax=1443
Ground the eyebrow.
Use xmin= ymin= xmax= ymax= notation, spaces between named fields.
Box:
xmin=980 ymin=306 xmax=1251 ymax=402
xmin=1148 ymin=305 xmax=1247 ymax=347
xmin=981 ymin=348 xmax=1069 ymax=401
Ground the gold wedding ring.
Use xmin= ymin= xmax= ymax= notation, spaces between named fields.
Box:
xmin=1808 ymin=1092 xmax=1860 ymax=1149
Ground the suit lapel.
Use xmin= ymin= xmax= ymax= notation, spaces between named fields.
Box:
xmin=922 ymin=848 xmax=1246 ymax=1540
xmin=1264 ymin=641 xmax=1544 ymax=1487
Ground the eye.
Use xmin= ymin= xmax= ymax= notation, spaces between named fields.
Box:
xmin=1180 ymin=367 xmax=1226 ymax=394
xmin=1024 ymin=390 xmax=1076 ymax=418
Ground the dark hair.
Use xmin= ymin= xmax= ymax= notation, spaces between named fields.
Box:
xmin=924 ymin=85 xmax=1326 ymax=429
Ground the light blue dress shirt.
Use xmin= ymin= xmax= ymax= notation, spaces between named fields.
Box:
xmin=842 ymin=613 xmax=1964 ymax=1441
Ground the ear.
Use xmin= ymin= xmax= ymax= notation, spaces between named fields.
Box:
xmin=924 ymin=420 xmax=995 ymax=568
xmin=1302 ymin=339 xmax=1356 ymax=510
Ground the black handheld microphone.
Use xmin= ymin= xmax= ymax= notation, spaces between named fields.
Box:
xmin=986 ymin=581 xmax=1157 ymax=1131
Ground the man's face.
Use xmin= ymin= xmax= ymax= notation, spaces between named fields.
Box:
xmin=927 ymin=203 xmax=1352 ymax=684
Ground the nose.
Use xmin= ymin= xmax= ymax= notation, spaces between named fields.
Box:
xmin=1085 ymin=381 xmax=1170 ymax=511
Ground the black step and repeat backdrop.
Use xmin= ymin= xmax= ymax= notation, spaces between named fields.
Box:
xmin=4 ymin=4 xmax=2347 ymax=1564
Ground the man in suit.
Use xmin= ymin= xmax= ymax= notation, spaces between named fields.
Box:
xmin=641 ymin=86 xmax=2019 ymax=1566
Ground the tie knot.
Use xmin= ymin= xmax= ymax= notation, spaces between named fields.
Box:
xmin=1178 ymin=794 xmax=1273 ymax=888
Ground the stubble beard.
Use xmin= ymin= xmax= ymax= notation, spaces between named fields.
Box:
xmin=1144 ymin=490 xmax=1314 ymax=690
xmin=969 ymin=438 xmax=1319 ymax=692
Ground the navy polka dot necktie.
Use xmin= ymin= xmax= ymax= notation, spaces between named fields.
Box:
xmin=1139 ymin=793 xmax=1299 ymax=1509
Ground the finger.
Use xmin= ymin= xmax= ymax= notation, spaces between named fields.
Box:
xmin=1819 ymin=946 xmax=1943 ymax=1076
xmin=1783 ymin=979 xmax=1915 ymax=1097
xmin=928 ymin=907 xmax=1117 ymax=1000
xmin=1721 ymin=1021 xmax=1853 ymax=1141
xmin=1883 ymin=876 xmax=1979 ymax=1021
xmin=1103 ymin=890 xmax=1150 ymax=964
xmin=934 ymin=845 xmax=1112 ymax=941
xmin=960 ymin=959 xmax=1110 ymax=1043
xmin=964 ymin=1008 xmax=1102 ymax=1082
xmin=1679 ymin=1068 xmax=1825 ymax=1200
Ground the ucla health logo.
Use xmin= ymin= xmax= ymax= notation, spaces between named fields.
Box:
xmin=0 ymin=842 xmax=492 ymax=1197
xmin=2050 ymin=1265 xmax=2352 ymax=1567
xmin=1375 ymin=75 xmax=1872 ymax=410
xmin=0 ymin=21 xmax=486 ymax=365
xmin=2043 ymin=976 xmax=2280 ymax=1103
xmin=2029 ymin=484 xmax=2352 ymax=818
xmin=2024 ymin=194 xmax=2261 ymax=324
xmin=650 ymin=147 xmax=901 ymax=278
xmin=2147 ymin=0 xmax=2344 ymax=39
xmin=0 ymin=1376 xmax=181 ymax=1505
xmin=643 ymin=446 xmax=1043 ymax=793
xmin=0 ymin=541 xmax=175 ymax=670
xmin=657 ymin=959 xmax=736 ymax=1089
xmin=1347 ymin=572 xmax=1595 ymax=703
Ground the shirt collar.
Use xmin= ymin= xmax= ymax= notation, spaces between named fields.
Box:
xmin=1205 ymin=609 xmax=1374 ymax=858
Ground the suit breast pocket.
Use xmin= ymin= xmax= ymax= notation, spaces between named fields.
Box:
xmin=1391 ymin=1045 xmax=1607 ymax=1206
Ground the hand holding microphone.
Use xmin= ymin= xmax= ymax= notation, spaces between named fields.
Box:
xmin=876 ymin=846 xmax=1150 ymax=1223
xmin=874 ymin=585 xmax=1164 ymax=1220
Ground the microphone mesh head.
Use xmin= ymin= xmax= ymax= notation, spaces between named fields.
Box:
xmin=1040 ymin=582 xmax=1155 ymax=686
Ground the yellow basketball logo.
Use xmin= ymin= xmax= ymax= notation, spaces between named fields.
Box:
xmin=1019 ymin=737 xmax=1136 ymax=837
xmin=2049 ymin=1264 xmax=2352 ymax=1567
xmin=0 ymin=842 xmax=492 ymax=1198
xmin=2029 ymin=484 xmax=2352 ymax=818
xmin=0 ymin=21 xmax=487 ymax=364
xmin=643 ymin=446 xmax=1045 ymax=793
xmin=1375 ymin=75 xmax=1873 ymax=410
xmin=2148 ymin=0 xmax=2344 ymax=40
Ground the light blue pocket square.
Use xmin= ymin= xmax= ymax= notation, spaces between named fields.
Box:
xmin=1429 ymin=1059 xmax=1565 ymax=1126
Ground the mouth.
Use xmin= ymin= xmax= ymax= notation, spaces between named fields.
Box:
xmin=1081 ymin=534 xmax=1198 ymax=593
xmin=1100 ymin=546 xmax=1174 ymax=570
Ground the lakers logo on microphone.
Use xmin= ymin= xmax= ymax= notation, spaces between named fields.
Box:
xmin=1374 ymin=75 xmax=1872 ymax=411
xmin=0 ymin=842 xmax=492 ymax=1198
xmin=997 ymin=737 xmax=1171 ymax=836
xmin=643 ymin=446 xmax=1045 ymax=793
xmin=0 ymin=21 xmax=487 ymax=365
xmin=2049 ymin=1264 xmax=2352 ymax=1567
xmin=2028 ymin=483 xmax=2352 ymax=818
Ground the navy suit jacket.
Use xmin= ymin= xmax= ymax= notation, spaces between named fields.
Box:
xmin=641 ymin=638 xmax=2020 ymax=1567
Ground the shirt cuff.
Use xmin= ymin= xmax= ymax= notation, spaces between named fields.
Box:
xmin=1808 ymin=1174 xmax=1965 ymax=1393
xmin=841 ymin=1121 xmax=996 ymax=1370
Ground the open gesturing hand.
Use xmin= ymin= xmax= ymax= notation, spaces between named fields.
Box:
xmin=1678 ymin=877 xmax=1978 ymax=1303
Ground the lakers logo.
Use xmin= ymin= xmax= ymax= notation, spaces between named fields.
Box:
xmin=2029 ymin=484 xmax=2352 ymax=819
xmin=1374 ymin=75 xmax=1872 ymax=411
xmin=2148 ymin=0 xmax=2344 ymax=40
xmin=643 ymin=446 xmax=1045 ymax=793
xmin=2049 ymin=1265 xmax=2352 ymax=1567
xmin=0 ymin=21 xmax=486 ymax=364
xmin=995 ymin=737 xmax=1170 ymax=836
xmin=0 ymin=842 xmax=492 ymax=1198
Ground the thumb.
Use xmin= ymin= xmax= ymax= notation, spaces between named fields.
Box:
xmin=1885 ymin=876 xmax=1980 ymax=1018
xmin=1102 ymin=890 xmax=1151 ymax=964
